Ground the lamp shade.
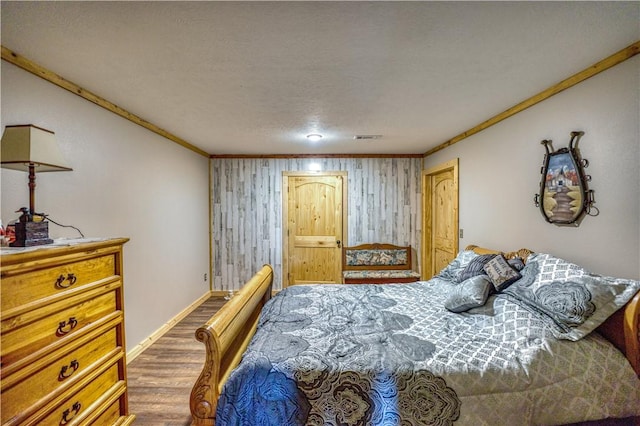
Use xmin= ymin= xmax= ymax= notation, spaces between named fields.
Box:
xmin=1 ymin=124 xmax=72 ymax=172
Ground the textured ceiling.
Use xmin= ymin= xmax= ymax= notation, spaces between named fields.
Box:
xmin=1 ymin=1 xmax=638 ymax=155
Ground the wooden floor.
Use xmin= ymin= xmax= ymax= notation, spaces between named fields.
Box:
xmin=127 ymin=296 xmax=226 ymax=426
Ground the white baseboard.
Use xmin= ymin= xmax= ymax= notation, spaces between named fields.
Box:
xmin=126 ymin=290 xmax=212 ymax=363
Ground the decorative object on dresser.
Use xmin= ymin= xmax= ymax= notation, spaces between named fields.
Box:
xmin=533 ymin=130 xmax=598 ymax=226
xmin=1 ymin=238 xmax=135 ymax=425
xmin=0 ymin=124 xmax=73 ymax=247
xmin=342 ymin=243 xmax=421 ymax=283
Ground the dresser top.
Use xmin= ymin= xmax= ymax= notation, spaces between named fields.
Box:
xmin=1 ymin=237 xmax=129 ymax=264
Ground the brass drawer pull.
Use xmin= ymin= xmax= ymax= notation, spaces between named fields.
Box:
xmin=55 ymin=273 xmax=78 ymax=289
xmin=58 ymin=360 xmax=80 ymax=381
xmin=56 ymin=317 xmax=78 ymax=336
xmin=60 ymin=401 xmax=82 ymax=425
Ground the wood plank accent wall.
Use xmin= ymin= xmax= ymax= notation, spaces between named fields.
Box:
xmin=211 ymin=157 xmax=423 ymax=291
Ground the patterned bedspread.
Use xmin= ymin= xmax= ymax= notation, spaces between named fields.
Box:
xmin=215 ymin=279 xmax=640 ymax=425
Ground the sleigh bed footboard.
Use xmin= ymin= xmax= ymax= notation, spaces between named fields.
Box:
xmin=190 ymin=265 xmax=274 ymax=425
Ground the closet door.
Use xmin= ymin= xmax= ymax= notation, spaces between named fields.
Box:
xmin=422 ymin=159 xmax=458 ymax=279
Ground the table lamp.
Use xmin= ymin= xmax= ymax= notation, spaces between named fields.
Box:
xmin=1 ymin=124 xmax=72 ymax=246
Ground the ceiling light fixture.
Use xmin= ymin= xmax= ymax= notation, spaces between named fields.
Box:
xmin=308 ymin=162 xmax=322 ymax=172
xmin=306 ymin=134 xmax=323 ymax=142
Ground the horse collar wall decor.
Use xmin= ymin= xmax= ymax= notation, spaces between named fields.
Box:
xmin=534 ymin=131 xmax=598 ymax=226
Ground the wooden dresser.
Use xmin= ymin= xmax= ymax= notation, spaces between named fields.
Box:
xmin=1 ymin=238 xmax=135 ymax=426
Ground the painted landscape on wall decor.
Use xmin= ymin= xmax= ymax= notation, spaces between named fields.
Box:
xmin=542 ymin=152 xmax=582 ymax=222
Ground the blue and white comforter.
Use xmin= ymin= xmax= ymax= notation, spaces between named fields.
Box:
xmin=216 ymin=279 xmax=640 ymax=425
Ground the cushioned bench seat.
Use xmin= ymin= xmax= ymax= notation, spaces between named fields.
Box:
xmin=343 ymin=269 xmax=422 ymax=283
xmin=342 ymin=243 xmax=420 ymax=284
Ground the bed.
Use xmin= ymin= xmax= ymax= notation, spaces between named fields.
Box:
xmin=189 ymin=246 xmax=640 ymax=426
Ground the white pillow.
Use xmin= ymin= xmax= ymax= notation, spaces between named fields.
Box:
xmin=502 ymin=252 xmax=640 ymax=341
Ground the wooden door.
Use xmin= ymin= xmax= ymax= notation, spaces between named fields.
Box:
xmin=422 ymin=159 xmax=458 ymax=279
xmin=283 ymin=172 xmax=346 ymax=287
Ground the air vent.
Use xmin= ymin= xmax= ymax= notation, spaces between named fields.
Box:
xmin=353 ymin=135 xmax=383 ymax=140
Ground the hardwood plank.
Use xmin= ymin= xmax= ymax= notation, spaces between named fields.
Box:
xmin=127 ymin=296 xmax=226 ymax=425
xmin=212 ymin=157 xmax=423 ymax=292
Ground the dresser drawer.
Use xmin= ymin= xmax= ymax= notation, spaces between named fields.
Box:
xmin=1 ymin=325 xmax=120 ymax=424
xmin=1 ymin=254 xmax=117 ymax=314
xmin=0 ymin=238 xmax=133 ymax=424
xmin=77 ymin=386 xmax=135 ymax=426
xmin=86 ymin=396 xmax=128 ymax=425
xmin=1 ymin=285 xmax=119 ymax=367
xmin=26 ymin=362 xmax=121 ymax=426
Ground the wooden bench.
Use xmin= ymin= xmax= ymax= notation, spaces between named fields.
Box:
xmin=342 ymin=243 xmax=421 ymax=284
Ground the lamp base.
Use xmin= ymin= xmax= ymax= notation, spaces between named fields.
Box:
xmin=10 ymin=221 xmax=54 ymax=247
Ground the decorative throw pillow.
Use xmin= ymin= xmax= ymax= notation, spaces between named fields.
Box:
xmin=457 ymin=254 xmax=497 ymax=283
xmin=435 ymin=250 xmax=479 ymax=282
xmin=444 ymin=275 xmax=493 ymax=313
xmin=484 ymin=254 xmax=522 ymax=291
xmin=502 ymin=253 xmax=640 ymax=341
xmin=507 ymin=257 xmax=525 ymax=272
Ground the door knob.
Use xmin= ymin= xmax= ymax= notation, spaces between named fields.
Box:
xmin=336 ymin=240 xmax=341 ymax=248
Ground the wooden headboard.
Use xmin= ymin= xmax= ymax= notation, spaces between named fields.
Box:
xmin=466 ymin=245 xmax=640 ymax=377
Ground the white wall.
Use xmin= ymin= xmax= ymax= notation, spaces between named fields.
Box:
xmin=424 ymin=57 xmax=639 ymax=279
xmin=1 ymin=63 xmax=211 ymax=350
